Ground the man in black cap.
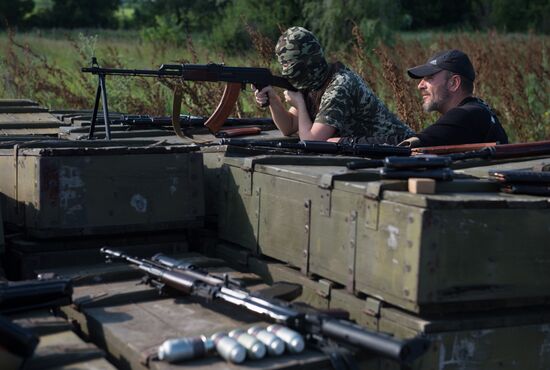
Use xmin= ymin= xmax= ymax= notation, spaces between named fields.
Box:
xmin=398 ymin=49 xmax=508 ymax=147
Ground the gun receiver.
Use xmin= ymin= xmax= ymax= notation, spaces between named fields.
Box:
xmin=100 ymin=247 xmax=429 ymax=364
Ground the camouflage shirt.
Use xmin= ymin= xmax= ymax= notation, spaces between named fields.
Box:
xmin=315 ymin=66 xmax=415 ymax=144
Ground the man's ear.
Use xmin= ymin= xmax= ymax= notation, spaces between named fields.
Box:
xmin=448 ymin=74 xmax=461 ymax=92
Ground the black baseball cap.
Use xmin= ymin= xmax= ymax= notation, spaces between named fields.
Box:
xmin=407 ymin=49 xmax=475 ymax=81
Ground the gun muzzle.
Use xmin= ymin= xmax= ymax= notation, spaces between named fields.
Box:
xmin=100 ymin=247 xmax=124 ymax=259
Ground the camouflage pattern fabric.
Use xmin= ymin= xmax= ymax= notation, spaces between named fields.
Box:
xmin=316 ymin=66 xmax=415 ymax=144
xmin=275 ymin=26 xmax=329 ymax=90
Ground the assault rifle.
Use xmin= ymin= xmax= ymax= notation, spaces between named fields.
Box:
xmin=101 ymin=248 xmax=430 ymax=365
xmin=82 ymin=57 xmax=296 ymax=140
xmin=346 ymin=139 xmax=550 ymax=171
xmin=220 ymin=138 xmax=412 ymax=158
xmin=413 ymin=139 xmax=550 ymax=158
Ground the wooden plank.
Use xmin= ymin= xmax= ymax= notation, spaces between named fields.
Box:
xmin=54 ymin=357 xmax=117 ymax=369
xmin=6 ymin=309 xmax=112 ymax=369
xmin=25 ymin=330 xmax=105 ymax=369
xmin=83 ymin=294 xmax=336 ymax=370
xmin=0 ymin=112 xmax=61 ymax=125
xmin=11 ymin=311 xmax=73 ymax=336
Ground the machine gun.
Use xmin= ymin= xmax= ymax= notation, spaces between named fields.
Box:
xmin=81 ymin=58 xmax=296 ymax=140
xmin=100 ymin=247 xmax=429 ymax=365
xmin=220 ymin=139 xmax=412 ymax=158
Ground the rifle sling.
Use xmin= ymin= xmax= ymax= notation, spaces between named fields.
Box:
xmin=171 ymin=86 xmax=210 ymax=144
xmin=171 ymin=86 xmax=186 ymax=139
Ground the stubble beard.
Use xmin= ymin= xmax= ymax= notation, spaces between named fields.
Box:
xmin=422 ymin=84 xmax=451 ymax=113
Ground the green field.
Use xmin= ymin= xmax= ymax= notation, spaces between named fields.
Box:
xmin=1 ymin=29 xmax=548 ymax=142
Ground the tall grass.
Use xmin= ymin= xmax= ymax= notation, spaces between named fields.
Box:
xmin=0 ymin=29 xmax=548 ymax=142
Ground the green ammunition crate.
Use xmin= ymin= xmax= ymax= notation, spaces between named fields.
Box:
xmin=349 ymin=183 xmax=550 ymax=314
xmin=219 ymin=154 xmax=550 ymax=313
xmin=218 ymin=155 xmax=376 ymax=269
xmin=0 ymin=140 xmax=204 ymax=238
xmin=6 ymin=231 xmax=189 ymax=279
xmin=378 ymin=305 xmax=550 ymax=370
xmin=327 ymin=286 xmax=550 ymax=370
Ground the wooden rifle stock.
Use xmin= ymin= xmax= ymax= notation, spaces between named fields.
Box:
xmin=412 ymin=142 xmax=497 ymax=155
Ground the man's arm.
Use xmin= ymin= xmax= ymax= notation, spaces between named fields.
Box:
xmin=255 ymin=86 xmax=298 ymax=136
xmin=285 ymin=91 xmax=336 ymax=141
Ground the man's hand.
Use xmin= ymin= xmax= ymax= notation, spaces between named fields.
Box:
xmin=253 ymin=85 xmax=277 ymax=107
xmin=398 ymin=136 xmax=421 ymax=147
xmin=284 ymin=90 xmax=306 ymax=110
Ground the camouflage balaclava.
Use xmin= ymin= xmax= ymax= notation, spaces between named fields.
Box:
xmin=275 ymin=26 xmax=329 ymax=91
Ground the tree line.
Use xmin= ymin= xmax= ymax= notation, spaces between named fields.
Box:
xmin=2 ymin=0 xmax=548 ymax=52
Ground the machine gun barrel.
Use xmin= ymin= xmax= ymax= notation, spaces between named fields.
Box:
xmin=317 ymin=316 xmax=427 ymax=364
xmin=100 ymin=247 xmax=429 ymax=364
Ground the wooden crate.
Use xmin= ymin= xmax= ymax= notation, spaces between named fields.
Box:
xmin=0 ymin=141 xmax=204 ymax=238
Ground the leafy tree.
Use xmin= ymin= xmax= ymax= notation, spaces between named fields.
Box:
xmin=301 ymin=0 xmax=405 ymax=52
xmin=209 ymin=0 xmax=301 ymax=51
xmin=129 ymin=0 xmax=224 ymax=31
xmin=0 ymin=0 xmax=34 ymax=28
xmin=30 ymin=0 xmax=120 ymax=28
xmin=487 ymin=0 xmax=549 ymax=33
xmin=400 ymin=1 xmax=473 ymax=30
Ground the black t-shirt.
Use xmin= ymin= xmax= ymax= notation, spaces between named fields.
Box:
xmin=415 ymin=97 xmax=509 ymax=147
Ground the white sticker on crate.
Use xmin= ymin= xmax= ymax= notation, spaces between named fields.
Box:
xmin=130 ymin=194 xmax=148 ymax=213
xmin=59 ymin=166 xmax=84 ymax=214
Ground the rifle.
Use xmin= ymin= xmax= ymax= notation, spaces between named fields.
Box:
xmin=346 ymin=140 xmax=550 ymax=170
xmin=100 ymin=248 xmax=430 ymax=365
xmin=412 ymin=139 xmax=550 ymax=159
xmin=0 ymin=278 xmax=73 ymax=315
xmin=82 ymin=57 xmax=296 ymax=140
xmin=220 ymin=139 xmax=412 ymax=158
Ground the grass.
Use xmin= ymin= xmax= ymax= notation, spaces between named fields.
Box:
xmin=0 ymin=28 xmax=548 ymax=142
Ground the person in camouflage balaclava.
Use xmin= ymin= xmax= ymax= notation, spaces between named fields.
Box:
xmin=274 ymin=26 xmax=329 ymax=91
xmin=254 ymin=26 xmax=415 ymax=143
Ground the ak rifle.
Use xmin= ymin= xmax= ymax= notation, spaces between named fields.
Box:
xmin=348 ymin=140 xmax=550 ymax=170
xmin=82 ymin=57 xmax=296 ymax=140
xmin=100 ymin=248 xmax=430 ymax=364
xmin=220 ymin=138 xmax=412 ymax=157
xmin=413 ymin=139 xmax=550 ymax=158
